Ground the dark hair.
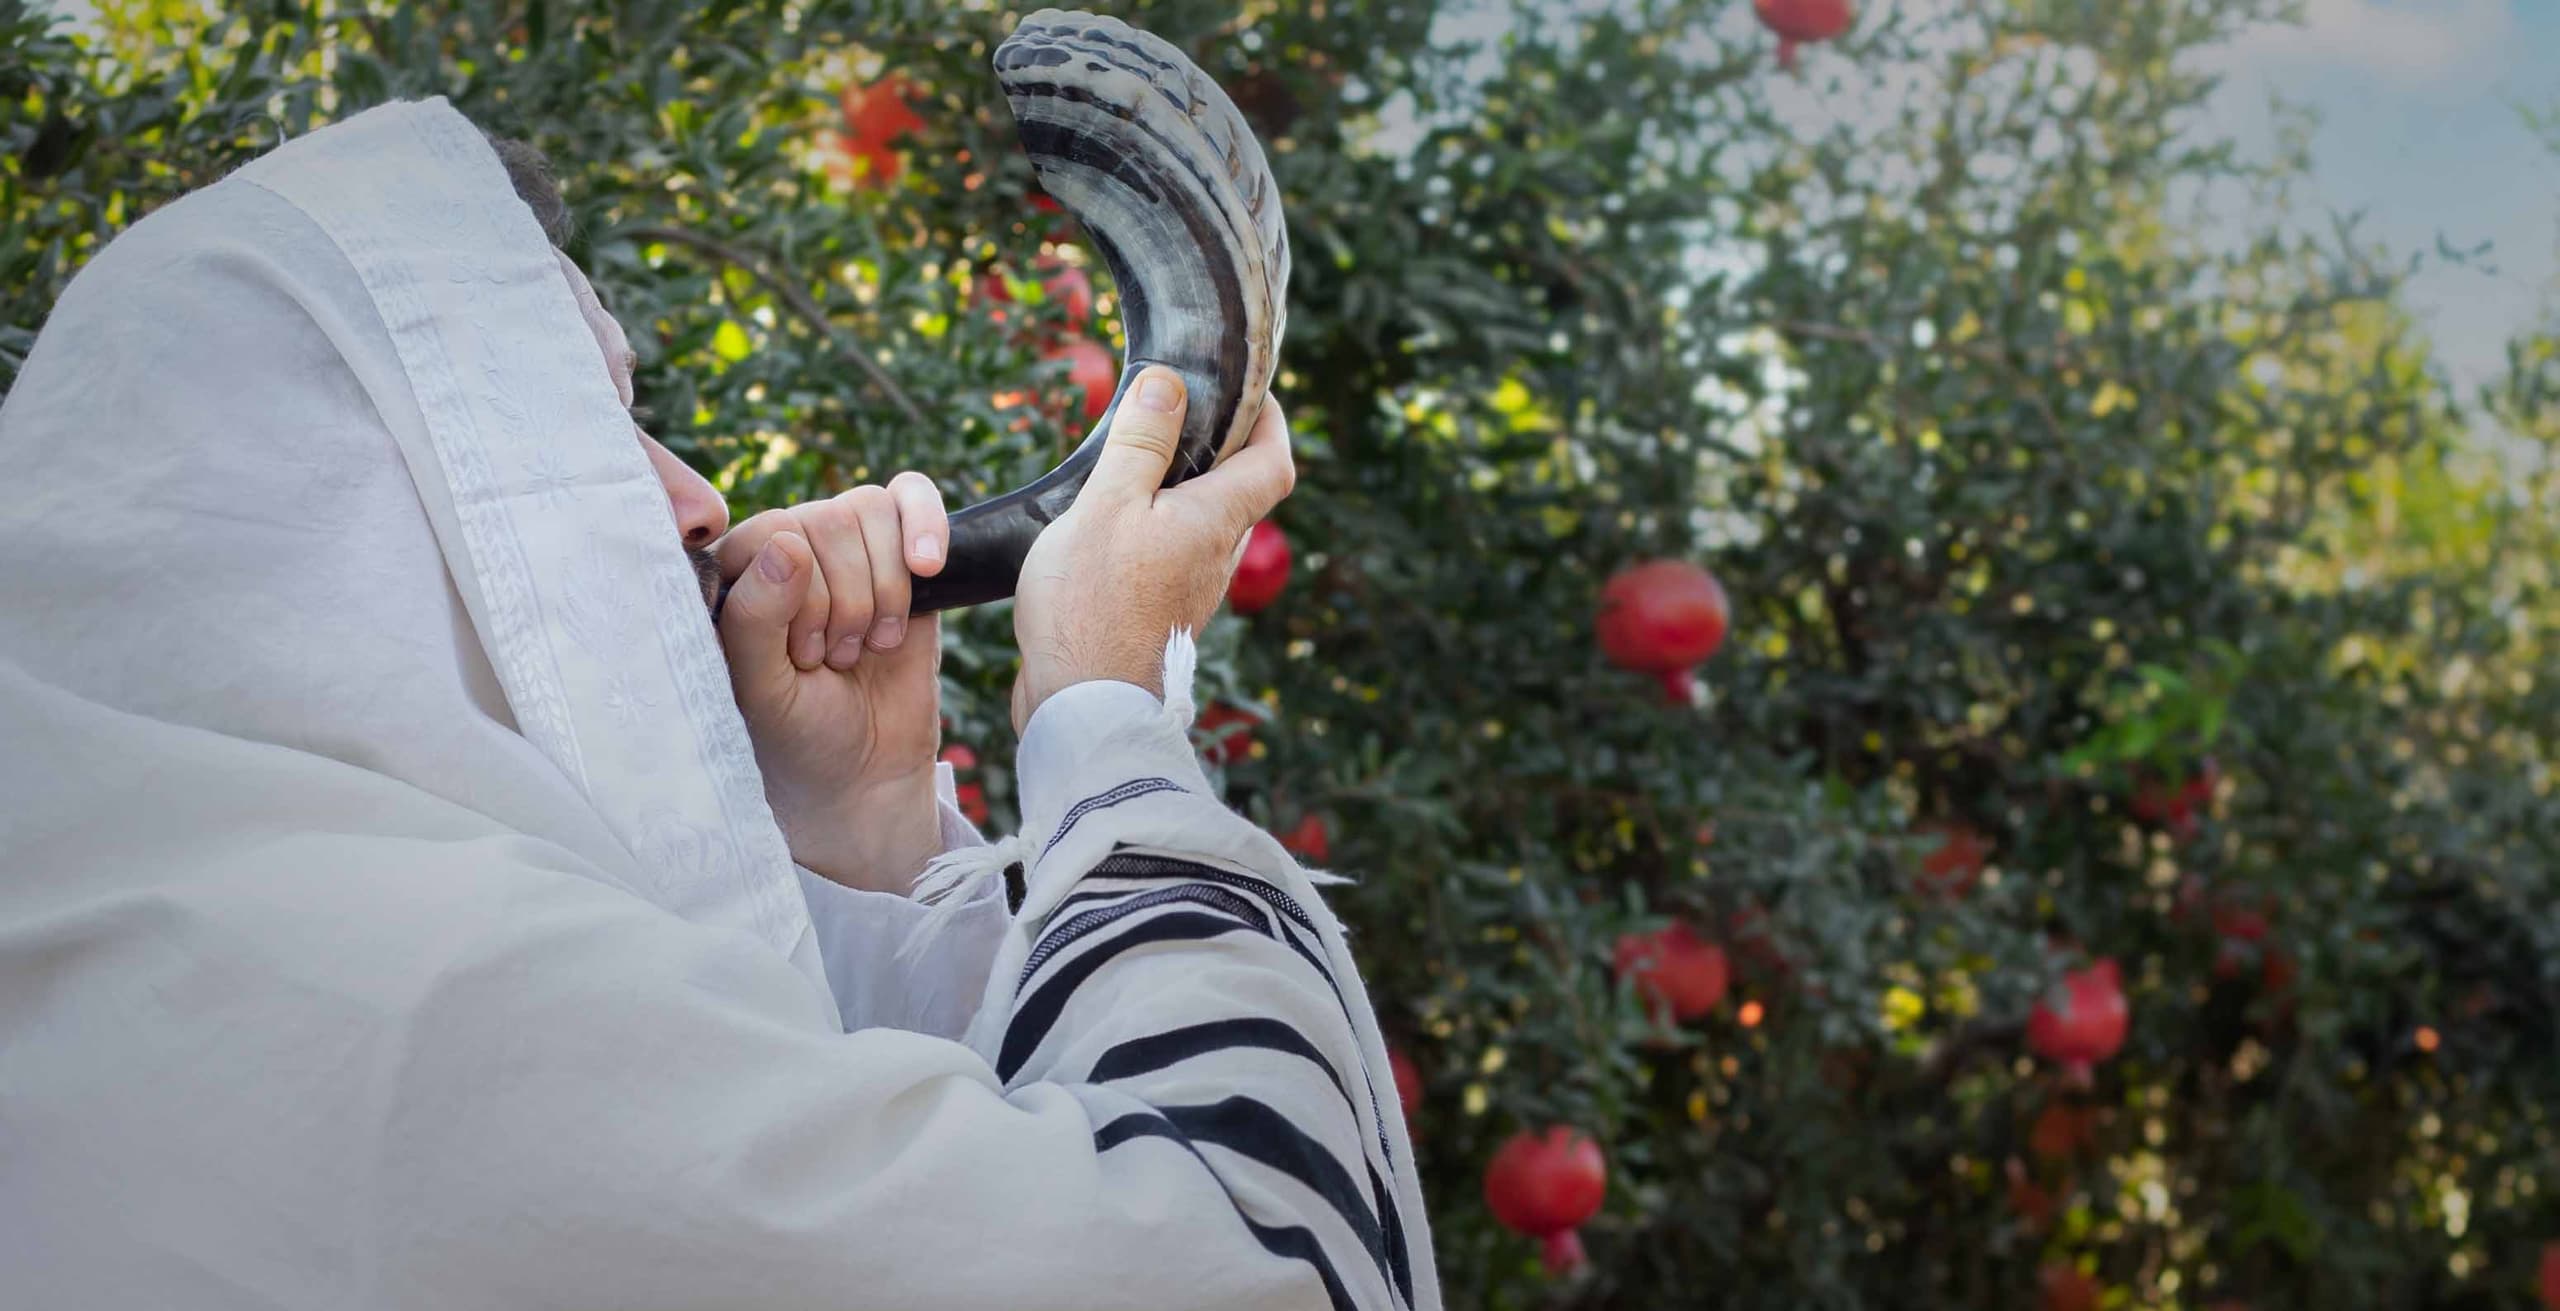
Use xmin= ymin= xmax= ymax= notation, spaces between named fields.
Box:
xmin=482 ymin=133 xmax=573 ymax=248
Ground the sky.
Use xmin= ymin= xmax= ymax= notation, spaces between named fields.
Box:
xmin=2198 ymin=0 xmax=2560 ymax=396
xmin=1386 ymin=0 xmax=2560 ymax=399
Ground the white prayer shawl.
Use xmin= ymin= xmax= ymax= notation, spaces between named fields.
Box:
xmin=0 ymin=99 xmax=1437 ymax=1310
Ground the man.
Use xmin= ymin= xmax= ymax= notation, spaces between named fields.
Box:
xmin=0 ymin=99 xmax=1437 ymax=1311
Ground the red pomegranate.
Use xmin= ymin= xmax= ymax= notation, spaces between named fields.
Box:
xmin=2004 ymin=1159 xmax=2058 ymax=1231
xmin=1387 ymin=1045 xmax=1423 ymax=1121
xmin=2038 ymin=1262 xmax=2100 ymax=1311
xmin=2259 ymin=947 xmax=2299 ymax=1021
xmin=1278 ymin=813 xmax=1331 ymax=864
xmin=2027 ymin=1101 xmax=2096 ymax=1163
xmin=1752 ymin=0 xmax=1854 ymax=73
xmin=1596 ymin=559 xmax=1730 ymax=703
xmin=1612 ymin=922 xmax=1731 ymax=1023
xmin=2538 ymin=1240 xmax=2559 ymax=1310
xmin=978 ymin=256 xmax=1094 ymax=333
xmin=1725 ymin=904 xmax=1794 ymax=982
xmin=2131 ymin=758 xmax=2220 ymax=842
xmin=2211 ymin=898 xmax=2274 ymax=980
xmin=2212 ymin=901 xmax=2270 ymax=943
xmin=1483 ymin=1126 xmax=1607 ymax=1277
xmin=838 ymin=75 xmax=925 ymax=186
xmin=1195 ymin=702 xmax=1260 ymax=767
xmin=2026 ymin=959 xmax=2129 ymax=1084
xmin=1022 ymin=189 xmax=1076 ymax=241
xmin=939 ymin=744 xmax=989 ymax=826
xmin=1043 ymin=335 xmax=1118 ymax=425
xmin=1916 ymin=820 xmax=1989 ymax=900
xmin=1228 ymin=520 xmax=1293 ymax=615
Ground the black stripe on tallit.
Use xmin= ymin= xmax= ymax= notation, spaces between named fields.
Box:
xmin=997 ymin=909 xmax=1260 ymax=1082
xmin=1368 ymin=1157 xmax=1416 ymax=1306
xmin=1086 ymin=848 xmax=1411 ymax=1253
xmin=1159 ymin=1096 xmax=1394 ymax=1295
xmin=1019 ymin=882 xmax=1272 ymax=990
xmin=1087 ymin=1017 xmax=1353 ymax=1109
xmin=1039 ymin=776 xmax=1184 ymax=860
xmin=1083 ymin=851 xmax=1322 ymax=934
xmin=1093 ymin=1111 xmax=1365 ymax=1311
xmin=1070 ymin=854 xmax=1345 ymax=1001
xmin=1081 ymin=1018 xmax=1418 ymax=1306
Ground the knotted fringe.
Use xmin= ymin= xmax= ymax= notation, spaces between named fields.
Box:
xmin=1157 ymin=625 xmax=1199 ymax=730
xmin=898 ymin=626 xmax=1203 ymax=966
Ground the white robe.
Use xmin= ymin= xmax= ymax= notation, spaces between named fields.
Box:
xmin=0 ymin=98 xmax=1437 ymax=1311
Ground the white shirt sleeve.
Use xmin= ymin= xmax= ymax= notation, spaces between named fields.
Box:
xmin=795 ymin=760 xmax=1007 ymax=1038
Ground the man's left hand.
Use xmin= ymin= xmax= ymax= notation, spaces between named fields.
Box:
xmin=713 ymin=473 xmax=949 ymax=894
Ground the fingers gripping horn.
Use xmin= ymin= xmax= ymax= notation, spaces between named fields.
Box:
xmin=908 ymin=9 xmax=1291 ymax=613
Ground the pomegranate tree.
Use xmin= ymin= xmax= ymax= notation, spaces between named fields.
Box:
xmin=1611 ymin=921 xmax=1731 ymax=1023
xmin=836 ymin=74 xmax=924 ymax=186
xmin=2210 ymin=898 xmax=2273 ymax=980
xmin=938 ymin=743 xmax=989 ymax=826
xmin=1596 ymin=559 xmax=1730 ymax=703
xmin=1752 ymin=0 xmax=1854 ymax=72
xmin=1042 ymin=335 xmax=1118 ymax=425
xmin=2038 ymin=1262 xmax=2100 ymax=1311
xmin=1228 ymin=519 xmax=1293 ymax=615
xmin=1195 ymin=702 xmax=1260 ymax=767
xmin=2026 ymin=959 xmax=2130 ymax=1084
xmin=2130 ymin=757 xmax=2221 ymax=842
xmin=1915 ymin=820 xmax=1989 ymax=900
xmin=2027 ymin=1101 xmax=2097 ymax=1163
xmin=977 ymin=255 xmax=1094 ymax=334
xmin=1277 ymin=813 xmax=1330 ymax=864
xmin=1387 ymin=1045 xmax=1423 ymax=1121
xmin=1483 ymin=1126 xmax=1607 ymax=1277
xmin=2004 ymin=1159 xmax=2058 ymax=1232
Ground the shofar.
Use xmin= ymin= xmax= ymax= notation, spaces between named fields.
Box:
xmin=908 ymin=8 xmax=1291 ymax=613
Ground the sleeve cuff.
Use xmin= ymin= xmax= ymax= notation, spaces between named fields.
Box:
xmin=795 ymin=864 xmax=1005 ymax=1036
xmin=1015 ymin=679 xmax=1194 ymax=819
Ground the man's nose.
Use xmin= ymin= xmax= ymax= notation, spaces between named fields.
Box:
xmin=671 ymin=479 xmax=730 ymax=548
xmin=644 ymin=433 xmax=731 ymax=547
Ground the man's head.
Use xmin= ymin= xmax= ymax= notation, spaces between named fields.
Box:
xmin=487 ymin=134 xmax=727 ymax=609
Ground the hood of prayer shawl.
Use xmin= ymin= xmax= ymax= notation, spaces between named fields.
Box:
xmin=0 ymin=98 xmax=824 ymax=988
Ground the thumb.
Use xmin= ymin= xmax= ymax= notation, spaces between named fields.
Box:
xmin=719 ymin=530 xmax=813 ymax=713
xmin=1084 ymin=365 xmax=1190 ymax=504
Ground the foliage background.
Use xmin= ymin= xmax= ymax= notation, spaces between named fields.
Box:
xmin=7 ymin=0 xmax=2558 ymax=1306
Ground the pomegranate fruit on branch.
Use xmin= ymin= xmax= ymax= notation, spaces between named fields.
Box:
xmin=1753 ymin=0 xmax=1854 ymax=72
xmin=1596 ymin=559 xmax=1730 ymax=703
xmin=2027 ymin=959 xmax=2130 ymax=1086
xmin=1484 ymin=1126 xmax=1607 ymax=1276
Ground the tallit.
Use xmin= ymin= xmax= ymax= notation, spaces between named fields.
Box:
xmin=0 ymin=98 xmax=1437 ymax=1310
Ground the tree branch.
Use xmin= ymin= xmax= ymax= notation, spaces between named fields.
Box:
xmin=613 ymin=223 xmax=925 ymax=424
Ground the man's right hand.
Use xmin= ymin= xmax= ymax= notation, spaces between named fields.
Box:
xmin=1010 ymin=365 xmax=1295 ymax=732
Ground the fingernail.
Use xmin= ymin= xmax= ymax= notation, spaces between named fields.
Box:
xmin=757 ymin=540 xmax=793 ymax=584
xmin=830 ymin=633 xmax=866 ymax=668
xmin=1135 ymin=371 xmax=1182 ymax=412
xmin=913 ymin=536 xmax=943 ymax=565
xmin=796 ymin=630 xmax=826 ymax=668
xmin=869 ymin=615 xmax=905 ymax=649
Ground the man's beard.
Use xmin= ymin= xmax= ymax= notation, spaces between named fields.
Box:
xmin=688 ymin=545 xmax=723 ymax=617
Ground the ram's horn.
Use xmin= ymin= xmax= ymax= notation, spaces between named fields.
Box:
xmin=907 ymin=8 xmax=1290 ymax=613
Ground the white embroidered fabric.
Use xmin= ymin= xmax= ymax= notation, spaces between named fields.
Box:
xmin=0 ymin=97 xmax=1436 ymax=1311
